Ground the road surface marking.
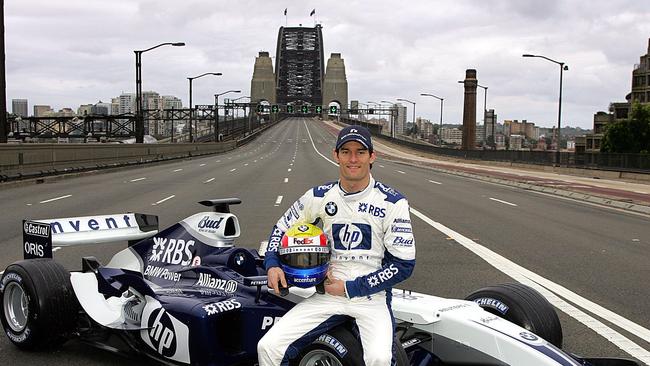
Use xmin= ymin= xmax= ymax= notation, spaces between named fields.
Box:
xmin=230 ymin=168 xmax=237 ymax=172
xmin=288 ymin=168 xmax=292 ymax=172
xmin=204 ymin=178 xmax=215 ymax=183
xmin=428 ymin=180 xmax=442 ymax=185
xmin=130 ymin=177 xmax=146 ymax=182
xmin=200 ymin=163 xmax=206 ymax=167
xmin=284 ymin=178 xmax=289 ymax=183
xmin=379 ymin=165 xmax=385 ymax=168
xmin=173 ymin=168 xmax=183 ymax=172
xmin=410 ymin=207 xmax=650 ymax=363
xmin=275 ymin=195 xmax=283 ymax=206
xmin=152 ymin=195 xmax=175 ymax=205
xmin=215 ymin=160 xmax=221 ymax=163
xmin=397 ymin=170 xmax=405 ymax=174
xmin=489 ymin=197 xmax=518 ymax=207
xmin=39 ymin=195 xmax=72 ymax=204
xmin=244 ymin=163 xmax=249 ymax=166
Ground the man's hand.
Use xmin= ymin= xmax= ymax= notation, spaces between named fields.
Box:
xmin=267 ymin=267 xmax=287 ymax=293
xmin=324 ymin=270 xmax=346 ymax=297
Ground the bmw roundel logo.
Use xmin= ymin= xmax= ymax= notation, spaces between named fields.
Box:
xmin=325 ymin=202 xmax=338 ymax=216
xmin=519 ymin=331 xmax=538 ymax=341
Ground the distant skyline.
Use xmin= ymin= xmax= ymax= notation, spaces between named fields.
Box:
xmin=5 ymin=1 xmax=650 ymax=129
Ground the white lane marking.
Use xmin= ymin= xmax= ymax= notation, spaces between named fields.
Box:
xmin=303 ymin=121 xmax=338 ymax=165
xmin=254 ymin=160 xmax=258 ymax=163
xmin=230 ymin=168 xmax=237 ymax=172
xmin=410 ymin=207 xmax=650 ymax=363
xmin=397 ymin=170 xmax=406 ymax=174
xmin=173 ymin=168 xmax=183 ymax=172
xmin=26 ymin=203 xmax=32 ymax=206
xmin=39 ymin=195 xmax=72 ymax=204
xmin=275 ymin=195 xmax=283 ymax=206
xmin=290 ymin=163 xmax=294 ymax=166
xmin=215 ymin=160 xmax=221 ymax=163
xmin=288 ymin=168 xmax=292 ymax=172
xmin=379 ymin=165 xmax=385 ymax=168
xmin=200 ymin=163 xmax=206 ymax=167
xmin=305 ymin=120 xmax=650 ymax=361
xmin=428 ymin=180 xmax=442 ymax=185
xmin=130 ymin=177 xmax=147 ymax=182
xmin=228 ymin=157 xmax=232 ymax=160
xmin=284 ymin=178 xmax=289 ymax=183
xmin=244 ymin=163 xmax=249 ymax=166
xmin=489 ymin=197 xmax=518 ymax=207
xmin=152 ymin=195 xmax=175 ymax=205
xmin=204 ymin=178 xmax=215 ymax=183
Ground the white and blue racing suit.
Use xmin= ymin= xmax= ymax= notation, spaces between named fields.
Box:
xmin=257 ymin=175 xmax=416 ymax=366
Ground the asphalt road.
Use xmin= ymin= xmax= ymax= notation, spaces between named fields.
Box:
xmin=0 ymin=117 xmax=648 ymax=365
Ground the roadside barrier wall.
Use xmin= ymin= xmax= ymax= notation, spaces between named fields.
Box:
xmin=0 ymin=142 xmax=236 ymax=181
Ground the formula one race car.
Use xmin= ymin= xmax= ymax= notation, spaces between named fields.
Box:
xmin=0 ymin=198 xmax=640 ymax=365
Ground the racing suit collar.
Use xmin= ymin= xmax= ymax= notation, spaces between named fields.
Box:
xmin=338 ymin=175 xmax=375 ymax=199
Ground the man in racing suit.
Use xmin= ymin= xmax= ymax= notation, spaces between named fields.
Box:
xmin=257 ymin=125 xmax=416 ymax=366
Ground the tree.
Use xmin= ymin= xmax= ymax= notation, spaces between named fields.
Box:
xmin=601 ymin=102 xmax=650 ymax=153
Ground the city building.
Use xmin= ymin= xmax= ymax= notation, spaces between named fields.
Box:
xmin=416 ymin=117 xmax=433 ymax=139
xmin=162 ymin=95 xmax=183 ymax=110
xmin=504 ymin=119 xmax=539 ymax=140
xmin=92 ymin=101 xmax=112 ymax=115
xmin=33 ymin=105 xmax=53 ymax=117
xmin=111 ymin=98 xmax=120 ymax=115
xmin=78 ymin=104 xmax=93 ymax=116
xmin=12 ymin=99 xmax=28 ymax=117
xmin=393 ymin=103 xmax=406 ymax=134
xmin=440 ymin=127 xmax=462 ymax=145
xmin=119 ymin=93 xmax=136 ymax=114
xmin=509 ymin=134 xmax=524 ymax=150
xmin=588 ymin=38 xmax=650 ymax=151
xmin=495 ymin=133 xmax=506 ymax=150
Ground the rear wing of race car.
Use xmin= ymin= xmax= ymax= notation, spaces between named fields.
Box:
xmin=22 ymin=213 xmax=158 ymax=259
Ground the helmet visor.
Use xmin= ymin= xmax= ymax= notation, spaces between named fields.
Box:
xmin=280 ymin=252 xmax=330 ymax=269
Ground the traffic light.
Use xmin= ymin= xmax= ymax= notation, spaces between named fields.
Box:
xmin=271 ymin=105 xmax=279 ymax=113
xmin=301 ymin=105 xmax=309 ymax=113
xmin=315 ymin=105 xmax=323 ymax=113
xmin=329 ymin=105 xmax=338 ymax=114
xmin=256 ymin=104 xmax=264 ymax=113
xmin=287 ymin=105 xmax=294 ymax=113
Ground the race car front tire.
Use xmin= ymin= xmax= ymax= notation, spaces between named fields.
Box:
xmin=291 ymin=326 xmax=408 ymax=366
xmin=0 ymin=259 xmax=79 ymax=349
xmin=465 ymin=283 xmax=563 ymax=348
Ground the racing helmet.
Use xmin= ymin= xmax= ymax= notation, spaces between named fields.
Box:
xmin=279 ymin=223 xmax=330 ymax=288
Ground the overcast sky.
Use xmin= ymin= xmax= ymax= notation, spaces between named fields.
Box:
xmin=5 ymin=0 xmax=650 ymax=129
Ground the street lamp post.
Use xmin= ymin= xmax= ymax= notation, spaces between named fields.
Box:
xmin=214 ymin=90 xmax=240 ymax=141
xmin=420 ymin=93 xmax=444 ymax=145
xmin=396 ymin=98 xmax=416 ymax=138
xmin=523 ymin=53 xmax=568 ymax=166
xmin=134 ymin=42 xmax=185 ymax=143
xmin=188 ymin=72 xmax=221 ymax=142
xmin=232 ymin=96 xmax=250 ymax=119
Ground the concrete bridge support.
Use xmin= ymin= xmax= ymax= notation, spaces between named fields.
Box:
xmin=250 ymin=51 xmax=276 ymax=104
xmin=322 ymin=53 xmax=348 ymax=118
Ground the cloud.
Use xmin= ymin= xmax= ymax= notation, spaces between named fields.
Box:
xmin=5 ymin=0 xmax=650 ymax=128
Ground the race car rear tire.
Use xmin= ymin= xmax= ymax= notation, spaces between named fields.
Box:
xmin=292 ymin=326 xmax=408 ymax=366
xmin=0 ymin=259 xmax=79 ymax=350
xmin=465 ymin=283 xmax=563 ymax=348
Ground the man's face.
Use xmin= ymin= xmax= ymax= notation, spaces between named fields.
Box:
xmin=333 ymin=141 xmax=376 ymax=185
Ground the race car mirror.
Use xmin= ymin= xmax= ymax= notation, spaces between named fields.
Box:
xmin=23 ymin=220 xmax=52 ymax=259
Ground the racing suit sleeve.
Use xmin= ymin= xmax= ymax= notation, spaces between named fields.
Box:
xmin=264 ymin=189 xmax=315 ymax=269
xmin=345 ymin=198 xmax=416 ymax=298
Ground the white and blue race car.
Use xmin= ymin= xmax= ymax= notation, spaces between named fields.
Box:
xmin=1 ymin=198 xmax=640 ymax=365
